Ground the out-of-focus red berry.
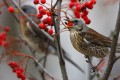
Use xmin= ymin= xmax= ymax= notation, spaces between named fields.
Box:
xmin=41 ymin=0 xmax=46 ymax=4
xmin=8 ymin=61 xmax=18 ymax=68
xmin=69 ymin=2 xmax=75 ymax=8
xmin=74 ymin=10 xmax=79 ymax=15
xmin=46 ymin=11 xmax=51 ymax=16
xmin=75 ymin=13 xmax=80 ymax=18
xmin=82 ymin=15 xmax=89 ymax=21
xmin=39 ymin=9 xmax=46 ymax=15
xmin=75 ymin=4 xmax=81 ymax=12
xmin=0 ymin=32 xmax=6 ymax=40
xmin=81 ymin=4 xmax=86 ymax=12
xmin=90 ymin=0 xmax=96 ymax=5
xmin=33 ymin=0 xmax=39 ymax=4
xmin=4 ymin=27 xmax=10 ymax=32
xmin=42 ymin=19 xmax=47 ymax=24
xmin=37 ymin=14 xmax=43 ymax=19
xmin=16 ymin=70 xmax=23 ymax=78
xmin=48 ymin=29 xmax=53 ymax=35
xmin=38 ymin=6 xmax=43 ymax=10
xmin=8 ymin=7 xmax=14 ymax=13
xmin=46 ymin=17 xmax=52 ymax=24
xmin=85 ymin=18 xmax=91 ymax=24
xmin=38 ymin=23 xmax=46 ymax=29
xmin=83 ymin=10 xmax=89 ymax=16
xmin=85 ymin=2 xmax=93 ymax=9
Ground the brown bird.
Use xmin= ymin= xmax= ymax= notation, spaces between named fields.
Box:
xmin=66 ymin=18 xmax=120 ymax=58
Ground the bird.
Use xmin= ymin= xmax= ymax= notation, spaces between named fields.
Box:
xmin=65 ymin=18 xmax=120 ymax=58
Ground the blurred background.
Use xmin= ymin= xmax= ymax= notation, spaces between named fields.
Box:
xmin=0 ymin=0 xmax=120 ymax=80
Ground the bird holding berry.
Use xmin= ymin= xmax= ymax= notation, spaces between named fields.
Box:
xmin=66 ymin=18 xmax=120 ymax=58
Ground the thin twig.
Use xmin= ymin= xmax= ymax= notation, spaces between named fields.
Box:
xmin=53 ymin=0 xmax=59 ymax=9
xmin=102 ymin=2 xmax=120 ymax=80
xmin=33 ymin=57 xmax=54 ymax=80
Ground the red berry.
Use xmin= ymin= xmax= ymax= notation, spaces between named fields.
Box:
xmin=21 ymin=75 xmax=26 ymax=80
xmin=37 ymin=14 xmax=43 ymax=19
xmin=48 ymin=29 xmax=53 ymax=35
xmin=46 ymin=11 xmax=51 ymax=16
xmin=85 ymin=18 xmax=91 ymax=24
xmin=4 ymin=27 xmax=10 ymax=32
xmin=75 ymin=14 xmax=80 ymax=18
xmin=90 ymin=0 xmax=96 ymax=5
xmin=16 ymin=70 xmax=23 ymax=78
xmin=85 ymin=2 xmax=90 ymax=7
xmin=46 ymin=17 xmax=52 ymax=24
xmin=85 ymin=2 xmax=93 ymax=9
xmin=74 ymin=10 xmax=80 ymax=18
xmin=38 ymin=23 xmax=46 ymax=29
xmin=18 ymin=68 xmax=24 ymax=73
xmin=81 ymin=4 xmax=86 ymax=12
xmin=69 ymin=2 xmax=75 ymax=8
xmin=42 ymin=19 xmax=47 ymax=24
xmin=75 ymin=2 xmax=80 ymax=6
xmin=8 ymin=7 xmax=14 ymax=13
xmin=75 ymin=4 xmax=81 ymax=12
xmin=67 ymin=21 xmax=73 ymax=26
xmin=41 ymin=0 xmax=46 ymax=4
xmin=12 ymin=68 xmax=17 ymax=72
xmin=0 ymin=32 xmax=6 ymax=40
xmin=39 ymin=9 xmax=46 ymax=15
xmin=8 ymin=61 xmax=18 ymax=68
xmin=83 ymin=10 xmax=89 ymax=16
xmin=34 ymin=0 xmax=39 ymax=4
xmin=38 ymin=6 xmax=43 ymax=10
xmin=82 ymin=15 xmax=89 ymax=21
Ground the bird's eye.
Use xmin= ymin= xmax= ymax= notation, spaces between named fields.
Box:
xmin=74 ymin=20 xmax=78 ymax=25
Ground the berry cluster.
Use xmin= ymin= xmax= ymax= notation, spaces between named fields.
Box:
xmin=33 ymin=0 xmax=53 ymax=35
xmin=69 ymin=0 xmax=96 ymax=24
xmin=8 ymin=61 xmax=26 ymax=80
xmin=0 ymin=26 xmax=10 ymax=47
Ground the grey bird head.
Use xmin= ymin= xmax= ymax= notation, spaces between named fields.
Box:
xmin=65 ymin=18 xmax=87 ymax=32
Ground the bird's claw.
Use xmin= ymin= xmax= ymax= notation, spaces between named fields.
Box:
xmin=90 ymin=66 xmax=97 ymax=73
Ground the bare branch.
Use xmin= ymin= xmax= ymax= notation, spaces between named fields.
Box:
xmin=102 ymin=2 xmax=120 ymax=80
xmin=51 ymin=0 xmax=69 ymax=80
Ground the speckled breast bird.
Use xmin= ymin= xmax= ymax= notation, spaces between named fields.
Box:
xmin=66 ymin=18 xmax=120 ymax=58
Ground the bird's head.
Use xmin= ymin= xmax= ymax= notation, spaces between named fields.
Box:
xmin=65 ymin=18 xmax=86 ymax=32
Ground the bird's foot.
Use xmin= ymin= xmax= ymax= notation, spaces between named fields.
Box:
xmin=90 ymin=66 xmax=97 ymax=73
xmin=85 ymin=55 xmax=98 ymax=72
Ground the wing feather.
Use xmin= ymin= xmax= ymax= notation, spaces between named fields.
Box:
xmin=81 ymin=29 xmax=112 ymax=47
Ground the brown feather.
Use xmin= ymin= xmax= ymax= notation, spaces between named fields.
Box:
xmin=82 ymin=28 xmax=112 ymax=47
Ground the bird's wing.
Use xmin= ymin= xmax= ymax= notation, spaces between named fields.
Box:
xmin=81 ymin=29 xmax=112 ymax=47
